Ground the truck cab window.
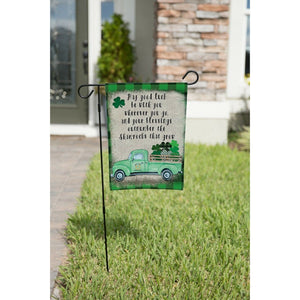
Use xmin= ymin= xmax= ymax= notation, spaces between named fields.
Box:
xmin=133 ymin=153 xmax=144 ymax=160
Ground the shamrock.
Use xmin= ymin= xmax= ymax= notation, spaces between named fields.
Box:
xmin=151 ymin=144 xmax=161 ymax=155
xmin=112 ymin=97 xmax=125 ymax=108
xmin=160 ymin=142 xmax=171 ymax=152
xmin=170 ymin=140 xmax=180 ymax=156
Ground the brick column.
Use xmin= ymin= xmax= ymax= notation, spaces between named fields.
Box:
xmin=155 ymin=0 xmax=230 ymax=101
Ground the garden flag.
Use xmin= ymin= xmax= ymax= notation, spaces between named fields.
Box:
xmin=106 ymin=83 xmax=187 ymax=190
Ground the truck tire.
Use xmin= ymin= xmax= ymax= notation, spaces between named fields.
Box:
xmin=161 ymin=169 xmax=173 ymax=181
xmin=115 ymin=170 xmax=125 ymax=182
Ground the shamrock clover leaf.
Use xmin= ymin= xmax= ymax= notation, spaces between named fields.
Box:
xmin=112 ymin=97 xmax=125 ymax=108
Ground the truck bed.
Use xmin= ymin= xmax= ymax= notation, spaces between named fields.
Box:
xmin=149 ymin=154 xmax=182 ymax=163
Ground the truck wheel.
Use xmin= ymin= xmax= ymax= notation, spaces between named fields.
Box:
xmin=115 ymin=170 xmax=125 ymax=182
xmin=162 ymin=169 xmax=173 ymax=181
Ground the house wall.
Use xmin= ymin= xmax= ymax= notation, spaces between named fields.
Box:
xmin=155 ymin=0 xmax=230 ymax=102
xmin=155 ymin=0 xmax=231 ymax=144
xmin=51 ymin=0 xmax=248 ymax=143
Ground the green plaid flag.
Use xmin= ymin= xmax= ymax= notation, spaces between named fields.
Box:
xmin=106 ymin=83 xmax=187 ymax=190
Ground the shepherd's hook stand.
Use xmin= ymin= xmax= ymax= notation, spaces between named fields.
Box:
xmin=77 ymin=70 xmax=199 ymax=273
xmin=78 ymin=84 xmax=109 ymax=272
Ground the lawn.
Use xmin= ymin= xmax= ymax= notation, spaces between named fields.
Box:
xmin=57 ymin=144 xmax=250 ymax=299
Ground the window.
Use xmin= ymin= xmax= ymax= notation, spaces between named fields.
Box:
xmin=133 ymin=153 xmax=144 ymax=160
xmin=50 ymin=0 xmax=76 ymax=104
xmin=101 ymin=0 xmax=114 ymax=25
xmin=245 ymin=0 xmax=250 ymax=83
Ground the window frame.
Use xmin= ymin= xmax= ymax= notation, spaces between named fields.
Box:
xmin=226 ymin=0 xmax=250 ymax=100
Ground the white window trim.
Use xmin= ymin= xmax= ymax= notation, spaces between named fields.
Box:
xmin=88 ymin=0 xmax=136 ymax=126
xmin=226 ymin=0 xmax=249 ymax=100
xmin=88 ymin=0 xmax=101 ymax=126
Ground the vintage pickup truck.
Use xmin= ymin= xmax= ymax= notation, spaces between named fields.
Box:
xmin=111 ymin=149 xmax=182 ymax=182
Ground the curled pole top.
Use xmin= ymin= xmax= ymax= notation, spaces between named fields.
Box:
xmin=78 ymin=84 xmax=105 ymax=99
xmin=182 ymin=70 xmax=199 ymax=85
xmin=78 ymin=70 xmax=199 ymax=99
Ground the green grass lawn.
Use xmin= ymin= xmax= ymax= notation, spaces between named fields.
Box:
xmin=57 ymin=144 xmax=250 ymax=299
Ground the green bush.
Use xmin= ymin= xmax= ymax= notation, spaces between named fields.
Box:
xmin=237 ymin=126 xmax=250 ymax=151
xmin=97 ymin=14 xmax=135 ymax=83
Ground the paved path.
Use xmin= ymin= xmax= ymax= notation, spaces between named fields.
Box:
xmin=50 ymin=136 xmax=107 ymax=298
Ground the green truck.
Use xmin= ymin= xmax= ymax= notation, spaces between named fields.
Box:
xmin=111 ymin=149 xmax=182 ymax=182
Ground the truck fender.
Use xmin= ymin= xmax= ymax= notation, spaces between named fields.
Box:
xmin=113 ymin=165 xmax=130 ymax=176
xmin=158 ymin=165 xmax=178 ymax=175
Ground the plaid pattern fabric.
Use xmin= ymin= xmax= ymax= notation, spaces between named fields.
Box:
xmin=106 ymin=82 xmax=187 ymax=191
xmin=106 ymin=82 xmax=187 ymax=94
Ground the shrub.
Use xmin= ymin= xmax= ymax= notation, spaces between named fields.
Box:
xmin=237 ymin=126 xmax=250 ymax=151
xmin=97 ymin=14 xmax=135 ymax=83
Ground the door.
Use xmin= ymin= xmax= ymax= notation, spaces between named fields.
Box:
xmin=50 ymin=0 xmax=88 ymax=124
xmin=131 ymin=153 xmax=146 ymax=173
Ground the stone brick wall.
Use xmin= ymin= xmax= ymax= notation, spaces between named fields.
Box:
xmin=155 ymin=0 xmax=230 ymax=101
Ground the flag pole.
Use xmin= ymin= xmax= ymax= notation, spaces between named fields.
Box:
xmin=97 ymin=86 xmax=109 ymax=272
xmin=78 ymin=84 xmax=109 ymax=272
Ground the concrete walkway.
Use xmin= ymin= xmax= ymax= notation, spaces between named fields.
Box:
xmin=50 ymin=136 xmax=107 ymax=298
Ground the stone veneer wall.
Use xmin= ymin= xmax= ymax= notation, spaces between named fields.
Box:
xmin=155 ymin=0 xmax=230 ymax=101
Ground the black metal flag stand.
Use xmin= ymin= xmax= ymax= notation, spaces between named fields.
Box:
xmin=77 ymin=70 xmax=199 ymax=273
xmin=78 ymin=84 xmax=109 ymax=272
